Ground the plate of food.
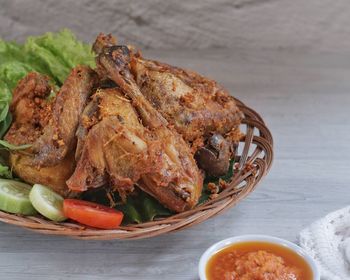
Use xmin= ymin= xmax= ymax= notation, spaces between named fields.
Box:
xmin=0 ymin=30 xmax=273 ymax=239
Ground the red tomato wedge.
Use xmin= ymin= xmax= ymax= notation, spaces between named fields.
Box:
xmin=63 ymin=199 xmax=123 ymax=229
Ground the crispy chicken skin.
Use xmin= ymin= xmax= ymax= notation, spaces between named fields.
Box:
xmin=95 ymin=45 xmax=203 ymax=212
xmin=92 ymin=33 xmax=117 ymax=55
xmin=131 ymin=54 xmax=243 ymax=144
xmin=132 ymin=56 xmax=243 ymax=176
xmin=93 ymin=34 xmax=242 ymax=143
xmin=93 ymin=33 xmax=242 ymax=176
xmin=4 ymin=33 xmax=242 ymax=212
xmin=67 ymin=88 xmax=161 ymax=200
xmin=5 ymin=72 xmax=52 ymax=145
xmin=9 ymin=153 xmax=75 ymax=196
xmin=32 ymin=66 xmax=98 ymax=166
xmin=4 ymin=67 xmax=98 ymax=196
xmin=4 ymin=72 xmax=70 ymax=195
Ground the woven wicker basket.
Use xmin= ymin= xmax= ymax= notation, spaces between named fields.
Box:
xmin=0 ymin=98 xmax=273 ymax=240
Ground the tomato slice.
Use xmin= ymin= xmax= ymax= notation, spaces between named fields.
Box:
xmin=63 ymin=199 xmax=123 ymax=229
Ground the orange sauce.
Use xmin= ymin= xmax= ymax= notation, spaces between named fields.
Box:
xmin=206 ymin=241 xmax=313 ymax=280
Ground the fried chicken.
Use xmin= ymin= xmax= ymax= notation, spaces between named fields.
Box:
xmin=93 ymin=33 xmax=242 ymax=176
xmin=67 ymin=88 xmax=161 ymax=200
xmin=32 ymin=66 xmax=98 ymax=166
xmin=131 ymin=53 xmax=242 ymax=143
xmin=5 ymin=72 xmax=52 ymax=146
xmin=95 ymin=45 xmax=203 ymax=211
xmin=3 ymin=33 xmax=242 ymax=212
xmin=131 ymin=54 xmax=243 ymax=176
xmin=4 ymin=66 xmax=98 ymax=196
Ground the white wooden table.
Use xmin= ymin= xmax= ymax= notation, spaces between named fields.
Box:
xmin=0 ymin=49 xmax=349 ymax=279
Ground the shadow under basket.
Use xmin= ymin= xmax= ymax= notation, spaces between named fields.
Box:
xmin=0 ymin=98 xmax=273 ymax=240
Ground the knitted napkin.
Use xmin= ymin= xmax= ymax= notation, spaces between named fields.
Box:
xmin=299 ymin=206 xmax=350 ymax=280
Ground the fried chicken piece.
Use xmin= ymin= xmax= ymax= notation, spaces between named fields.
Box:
xmin=5 ymin=73 xmax=73 ymax=195
xmin=93 ymin=34 xmax=242 ymax=176
xmin=131 ymin=53 xmax=243 ymax=176
xmin=5 ymin=72 xmax=52 ymax=145
xmin=93 ymin=34 xmax=242 ymax=142
xmin=92 ymin=33 xmax=117 ymax=55
xmin=4 ymin=73 xmax=70 ymax=195
xmin=130 ymin=54 xmax=243 ymax=143
xmin=4 ymin=67 xmax=98 ymax=196
xmin=67 ymin=88 xmax=161 ymax=199
xmin=9 ymin=153 xmax=75 ymax=196
xmin=32 ymin=66 xmax=98 ymax=166
xmin=95 ymin=45 xmax=203 ymax=211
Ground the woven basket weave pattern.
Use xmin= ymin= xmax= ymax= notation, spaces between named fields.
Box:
xmin=0 ymin=99 xmax=273 ymax=240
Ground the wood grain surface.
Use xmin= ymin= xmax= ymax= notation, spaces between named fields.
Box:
xmin=1 ymin=0 xmax=350 ymax=52
xmin=0 ymin=49 xmax=349 ymax=279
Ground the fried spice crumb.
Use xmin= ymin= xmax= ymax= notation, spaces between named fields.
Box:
xmin=190 ymin=137 xmax=204 ymax=154
xmin=208 ymin=182 xmax=219 ymax=194
xmin=179 ymin=93 xmax=194 ymax=105
xmin=244 ymin=163 xmax=254 ymax=171
xmin=57 ymin=139 xmax=65 ymax=146
xmin=172 ymin=80 xmax=176 ymax=91
xmin=219 ymin=178 xmax=230 ymax=190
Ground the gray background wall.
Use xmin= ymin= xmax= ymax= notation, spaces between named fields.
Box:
xmin=1 ymin=0 xmax=349 ymax=52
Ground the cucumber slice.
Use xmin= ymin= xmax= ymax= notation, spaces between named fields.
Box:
xmin=0 ymin=179 xmax=37 ymax=215
xmin=29 ymin=184 xmax=66 ymax=222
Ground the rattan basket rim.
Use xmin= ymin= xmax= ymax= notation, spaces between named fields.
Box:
xmin=0 ymin=98 xmax=273 ymax=240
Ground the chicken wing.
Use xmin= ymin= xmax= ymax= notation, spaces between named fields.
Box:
xmin=32 ymin=66 xmax=98 ymax=166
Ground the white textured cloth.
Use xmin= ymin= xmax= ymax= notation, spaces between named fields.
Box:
xmin=299 ymin=206 xmax=350 ymax=280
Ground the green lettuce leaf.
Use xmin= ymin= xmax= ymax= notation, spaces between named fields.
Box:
xmin=118 ymin=193 xmax=171 ymax=224
xmin=0 ymin=154 xmax=12 ymax=179
xmin=29 ymin=30 xmax=95 ymax=73
xmin=0 ymin=164 xmax=12 ymax=179
xmin=118 ymin=201 xmax=143 ymax=224
xmin=0 ymin=140 xmax=32 ymax=150
xmin=0 ymin=113 xmax=12 ymax=139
